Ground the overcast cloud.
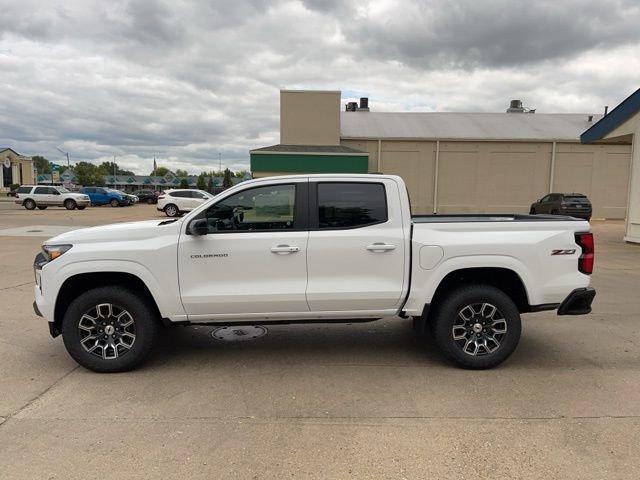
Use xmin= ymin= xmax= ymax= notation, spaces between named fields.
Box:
xmin=1 ymin=0 xmax=639 ymax=174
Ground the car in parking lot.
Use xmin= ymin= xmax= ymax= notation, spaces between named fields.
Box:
xmin=530 ymin=193 xmax=592 ymax=220
xmin=14 ymin=185 xmax=90 ymax=210
xmin=109 ymin=189 xmax=138 ymax=205
xmin=80 ymin=187 xmax=130 ymax=207
xmin=132 ymin=189 xmax=159 ymax=204
xmin=157 ymin=189 xmax=213 ymax=217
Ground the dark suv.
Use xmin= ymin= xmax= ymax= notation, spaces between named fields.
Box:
xmin=132 ymin=189 xmax=158 ymax=204
xmin=530 ymin=193 xmax=592 ymax=220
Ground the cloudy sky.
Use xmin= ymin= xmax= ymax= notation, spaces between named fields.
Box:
xmin=1 ymin=0 xmax=639 ymax=174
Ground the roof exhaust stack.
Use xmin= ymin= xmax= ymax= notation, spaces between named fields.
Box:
xmin=345 ymin=101 xmax=358 ymax=112
xmin=507 ymin=99 xmax=524 ymax=113
xmin=358 ymin=97 xmax=369 ymax=111
xmin=506 ymin=99 xmax=535 ymax=113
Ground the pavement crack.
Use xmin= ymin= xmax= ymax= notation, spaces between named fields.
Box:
xmin=0 ymin=365 xmax=80 ymax=427
xmin=0 ymin=281 xmax=32 ymax=291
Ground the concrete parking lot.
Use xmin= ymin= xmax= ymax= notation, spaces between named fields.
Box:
xmin=0 ymin=200 xmax=638 ymax=479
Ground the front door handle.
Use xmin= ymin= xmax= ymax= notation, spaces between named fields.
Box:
xmin=366 ymin=243 xmax=396 ymax=252
xmin=271 ymin=244 xmax=300 ymax=254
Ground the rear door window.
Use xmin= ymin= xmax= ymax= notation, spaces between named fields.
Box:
xmin=16 ymin=186 xmax=32 ymax=194
xmin=34 ymin=187 xmax=49 ymax=195
xmin=316 ymin=182 xmax=387 ymax=229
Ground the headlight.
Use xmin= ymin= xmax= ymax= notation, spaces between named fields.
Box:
xmin=42 ymin=244 xmax=72 ymax=262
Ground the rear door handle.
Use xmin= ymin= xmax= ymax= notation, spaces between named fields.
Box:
xmin=366 ymin=243 xmax=396 ymax=252
xmin=271 ymin=245 xmax=300 ymax=254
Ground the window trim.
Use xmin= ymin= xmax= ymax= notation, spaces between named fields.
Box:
xmin=309 ymin=181 xmax=389 ymax=231
xmin=188 ymin=182 xmax=308 ymax=235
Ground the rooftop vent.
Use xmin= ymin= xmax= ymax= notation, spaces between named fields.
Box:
xmin=358 ymin=97 xmax=369 ymax=111
xmin=345 ymin=101 xmax=358 ymax=112
xmin=506 ymin=99 xmax=535 ymax=113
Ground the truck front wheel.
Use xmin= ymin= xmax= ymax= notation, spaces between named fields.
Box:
xmin=61 ymin=286 xmax=159 ymax=372
xmin=432 ymin=285 xmax=521 ymax=369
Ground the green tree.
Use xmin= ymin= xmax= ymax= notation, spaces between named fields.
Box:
xmin=222 ymin=168 xmax=233 ymax=189
xmin=98 ymin=161 xmax=135 ymax=176
xmin=175 ymin=168 xmax=188 ymax=178
xmin=179 ymin=178 xmax=189 ymax=189
xmin=74 ymin=162 xmax=104 ymax=186
xmin=32 ymin=156 xmax=51 ymax=174
xmin=207 ymin=175 xmax=214 ymax=193
xmin=196 ymin=173 xmax=207 ymax=190
xmin=153 ymin=166 xmax=170 ymax=177
xmin=234 ymin=169 xmax=249 ymax=178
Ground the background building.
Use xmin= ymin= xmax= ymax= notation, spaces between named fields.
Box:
xmin=0 ymin=148 xmax=35 ymax=191
xmin=251 ymin=90 xmax=632 ymax=219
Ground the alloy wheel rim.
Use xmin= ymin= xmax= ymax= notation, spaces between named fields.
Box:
xmin=452 ymin=302 xmax=507 ymax=356
xmin=78 ymin=303 xmax=136 ymax=360
xmin=167 ymin=206 xmax=176 ymax=216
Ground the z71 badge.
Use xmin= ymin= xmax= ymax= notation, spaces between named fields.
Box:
xmin=551 ymin=249 xmax=576 ymax=255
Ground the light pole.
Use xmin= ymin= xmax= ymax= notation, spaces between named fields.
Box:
xmin=55 ymin=147 xmax=70 ymax=169
xmin=218 ymin=152 xmax=222 ymax=174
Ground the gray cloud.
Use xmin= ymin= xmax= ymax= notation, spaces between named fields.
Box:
xmin=0 ymin=0 xmax=639 ymax=174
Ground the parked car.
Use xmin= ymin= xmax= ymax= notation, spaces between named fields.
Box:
xmin=33 ymin=174 xmax=595 ymax=372
xmin=6 ymin=185 xmax=19 ymax=197
xmin=15 ymin=185 xmax=90 ymax=210
xmin=132 ymin=189 xmax=159 ymax=204
xmin=80 ymin=187 xmax=130 ymax=207
xmin=157 ymin=189 xmax=213 ymax=217
xmin=108 ymin=189 xmax=137 ymax=205
xmin=530 ymin=193 xmax=592 ymax=220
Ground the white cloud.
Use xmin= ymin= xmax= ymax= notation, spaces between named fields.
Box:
xmin=0 ymin=0 xmax=638 ymax=174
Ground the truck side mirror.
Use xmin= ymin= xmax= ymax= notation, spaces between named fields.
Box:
xmin=188 ymin=218 xmax=209 ymax=236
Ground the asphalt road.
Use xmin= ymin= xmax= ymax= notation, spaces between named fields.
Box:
xmin=0 ymin=202 xmax=638 ymax=479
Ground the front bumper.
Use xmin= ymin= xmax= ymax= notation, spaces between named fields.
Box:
xmin=557 ymin=287 xmax=596 ymax=315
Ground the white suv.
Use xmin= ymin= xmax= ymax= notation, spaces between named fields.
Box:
xmin=157 ymin=189 xmax=212 ymax=217
xmin=15 ymin=185 xmax=91 ymax=211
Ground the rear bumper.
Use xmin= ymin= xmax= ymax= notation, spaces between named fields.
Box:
xmin=557 ymin=287 xmax=596 ymax=315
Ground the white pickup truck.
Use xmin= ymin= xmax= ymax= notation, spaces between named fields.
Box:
xmin=33 ymin=174 xmax=595 ymax=372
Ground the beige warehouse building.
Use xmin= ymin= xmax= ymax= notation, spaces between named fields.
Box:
xmin=251 ymin=90 xmax=631 ymax=219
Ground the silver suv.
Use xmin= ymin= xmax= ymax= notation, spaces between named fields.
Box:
xmin=15 ymin=185 xmax=91 ymax=211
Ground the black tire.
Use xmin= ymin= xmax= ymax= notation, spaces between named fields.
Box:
xmin=37 ymin=205 xmax=48 ymax=210
xmin=529 ymin=208 xmax=536 ymax=215
xmin=24 ymin=199 xmax=36 ymax=210
xmin=164 ymin=204 xmax=179 ymax=217
xmin=551 ymin=209 xmax=558 ymax=215
xmin=77 ymin=206 xmax=86 ymax=210
xmin=432 ymin=285 xmax=521 ymax=369
xmin=64 ymin=199 xmax=77 ymax=210
xmin=61 ymin=286 xmax=160 ymax=373
xmin=146 ymin=198 xmax=154 ymax=205
xmin=110 ymin=198 xmax=119 ymax=208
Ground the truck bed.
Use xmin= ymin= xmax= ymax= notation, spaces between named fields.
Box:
xmin=411 ymin=213 xmax=582 ymax=223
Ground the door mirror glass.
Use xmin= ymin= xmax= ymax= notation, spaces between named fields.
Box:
xmin=188 ymin=218 xmax=209 ymax=236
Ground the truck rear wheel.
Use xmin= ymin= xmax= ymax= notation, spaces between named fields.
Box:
xmin=24 ymin=199 xmax=36 ymax=210
xmin=61 ymin=286 xmax=159 ymax=372
xmin=432 ymin=285 xmax=521 ymax=369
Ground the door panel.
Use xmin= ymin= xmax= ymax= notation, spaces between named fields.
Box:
xmin=178 ymin=231 xmax=309 ymax=316
xmin=178 ymin=181 xmax=310 ymax=318
xmin=306 ymin=181 xmax=406 ymax=312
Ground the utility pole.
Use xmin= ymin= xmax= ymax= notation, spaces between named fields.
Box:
xmin=113 ymin=155 xmax=117 ymax=188
xmin=218 ymin=152 xmax=222 ymax=174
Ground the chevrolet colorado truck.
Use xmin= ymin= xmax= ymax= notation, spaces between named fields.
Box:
xmin=33 ymin=174 xmax=595 ymax=372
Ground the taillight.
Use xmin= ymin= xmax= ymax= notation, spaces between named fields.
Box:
xmin=576 ymin=232 xmax=594 ymax=274
xmin=561 ymin=202 xmax=568 ymax=208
